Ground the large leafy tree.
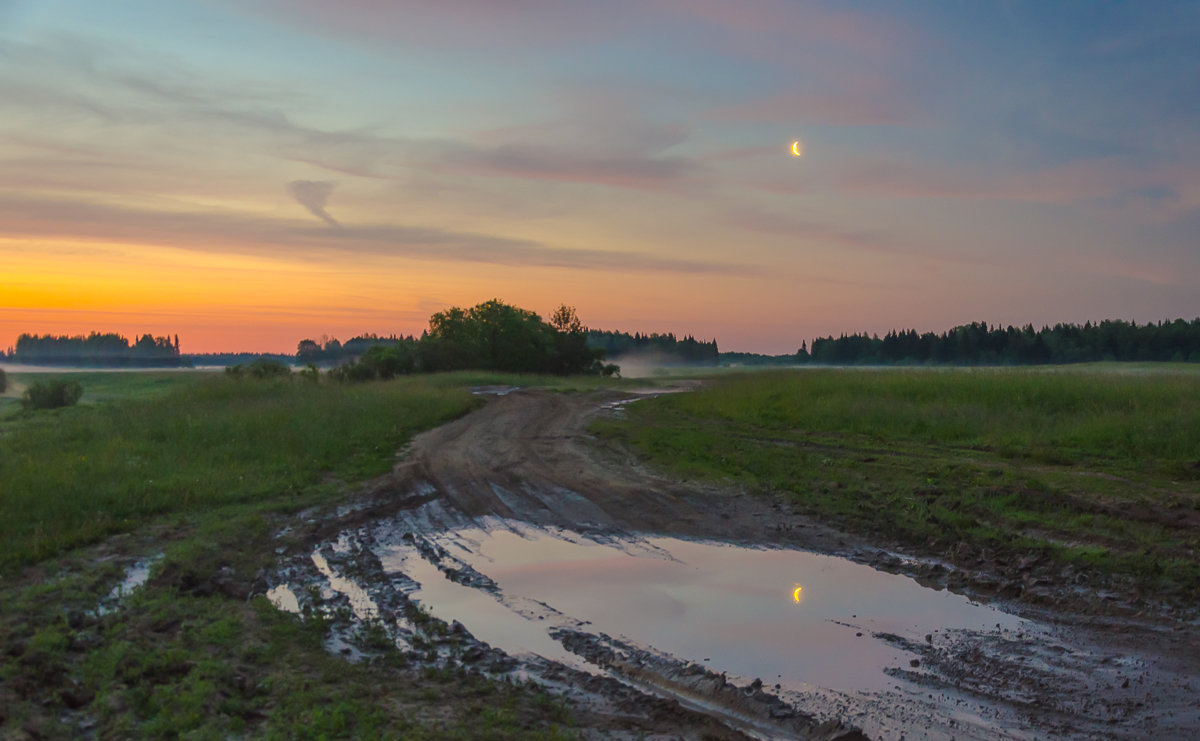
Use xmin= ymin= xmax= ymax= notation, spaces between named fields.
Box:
xmin=425 ymin=299 xmax=555 ymax=373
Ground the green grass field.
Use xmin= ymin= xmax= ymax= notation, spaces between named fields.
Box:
xmin=0 ymin=369 xmax=579 ymax=739
xmin=0 ymin=372 xmax=481 ymax=568
xmin=594 ymin=366 xmax=1200 ymax=599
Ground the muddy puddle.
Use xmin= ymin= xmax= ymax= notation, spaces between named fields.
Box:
xmin=382 ymin=520 xmax=1026 ymax=694
xmin=270 ymin=506 xmax=1199 ymax=739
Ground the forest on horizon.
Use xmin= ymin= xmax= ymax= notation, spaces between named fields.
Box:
xmin=795 ymin=318 xmax=1200 ymax=366
xmin=5 ymin=315 xmax=1200 ymax=370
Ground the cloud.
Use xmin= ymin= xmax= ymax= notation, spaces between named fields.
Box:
xmin=2 ymin=35 xmax=709 ymax=199
xmin=832 ymin=156 xmax=1200 ymax=214
xmin=0 ymin=193 xmax=757 ymax=276
xmin=657 ymin=0 xmax=924 ymax=74
xmin=227 ymin=0 xmax=640 ymax=51
xmin=724 ymin=208 xmax=897 ymax=253
xmin=709 ymin=87 xmax=922 ymax=128
xmin=287 ymin=180 xmax=340 ymax=228
xmin=432 ymin=142 xmax=698 ymax=192
xmin=431 ymin=88 xmax=703 ymax=192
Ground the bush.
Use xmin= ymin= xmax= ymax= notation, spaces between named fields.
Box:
xmin=22 ymin=379 xmax=83 ymax=410
xmin=297 ymin=363 xmax=321 ymax=383
xmin=0 ymin=367 xmax=6 ymax=394
xmin=328 ymin=361 xmax=377 ymax=383
xmin=226 ymin=360 xmax=292 ymax=379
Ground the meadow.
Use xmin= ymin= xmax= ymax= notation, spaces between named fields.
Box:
xmin=594 ymin=365 xmax=1200 ymax=599
xmin=0 ymin=369 xmax=582 ymax=738
xmin=5 ymin=363 xmax=1198 ymax=736
xmin=0 ymin=371 xmax=480 ymax=568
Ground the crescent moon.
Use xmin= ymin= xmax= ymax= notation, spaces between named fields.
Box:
xmin=791 ymin=140 xmax=802 ymax=157
xmin=793 ymin=586 xmax=803 ymax=602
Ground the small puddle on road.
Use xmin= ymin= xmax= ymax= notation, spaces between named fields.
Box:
xmin=98 ymin=555 xmax=161 ymax=615
xmin=377 ymin=522 xmax=1026 ymax=694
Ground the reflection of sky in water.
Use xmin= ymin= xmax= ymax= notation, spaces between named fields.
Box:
xmin=385 ymin=525 xmax=1026 ymax=693
xmin=395 ymin=552 xmax=601 ymax=674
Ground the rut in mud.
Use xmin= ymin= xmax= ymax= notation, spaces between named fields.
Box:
xmin=380 ymin=388 xmax=761 ymax=535
xmin=356 ymin=388 xmax=864 ymax=554
xmin=274 ymin=388 xmax=1200 ymax=740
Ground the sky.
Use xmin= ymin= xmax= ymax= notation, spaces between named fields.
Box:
xmin=2 ymin=1 xmax=1198 ymax=354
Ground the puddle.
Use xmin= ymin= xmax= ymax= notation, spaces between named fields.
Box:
xmin=99 ymin=555 xmax=161 ymax=614
xmin=267 ymin=584 xmax=301 ymax=614
xmin=391 ymin=551 xmax=602 ymax=674
xmin=471 ymin=385 xmax=520 ymax=396
xmin=377 ymin=522 xmax=1027 ymax=694
xmin=272 ymin=515 xmax=1197 ymax=738
xmin=311 ymin=550 xmax=380 ymax=620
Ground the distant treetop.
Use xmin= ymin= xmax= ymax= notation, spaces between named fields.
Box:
xmin=587 ymin=329 xmax=719 ymax=365
xmin=300 ymin=300 xmax=613 ymax=378
xmin=8 ymin=332 xmax=188 ymax=368
xmin=798 ymin=319 xmax=1200 ymax=365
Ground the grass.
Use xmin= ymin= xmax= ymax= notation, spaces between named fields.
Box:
xmin=0 ymin=369 xmax=580 ymax=739
xmin=0 ymin=372 xmax=480 ymax=569
xmin=593 ymin=366 xmax=1200 ymax=599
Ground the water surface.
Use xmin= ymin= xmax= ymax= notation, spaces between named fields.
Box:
xmin=378 ymin=521 xmax=1026 ymax=693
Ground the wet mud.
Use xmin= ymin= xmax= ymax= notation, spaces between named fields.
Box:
xmin=268 ymin=388 xmax=1200 ymax=740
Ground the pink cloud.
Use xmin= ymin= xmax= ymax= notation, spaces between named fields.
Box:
xmin=233 ymin=0 xmax=924 ymax=71
xmin=425 ymin=89 xmax=704 ymax=192
xmin=434 ymin=142 xmax=698 ymax=192
xmin=833 ymin=156 xmax=1200 ymax=213
xmin=235 ymin=0 xmax=639 ymax=49
xmin=660 ymin=0 xmax=917 ymax=59
xmin=709 ymin=85 xmax=922 ymax=127
xmin=1079 ymin=253 xmax=1198 ymax=287
xmin=720 ymin=206 xmax=986 ymax=269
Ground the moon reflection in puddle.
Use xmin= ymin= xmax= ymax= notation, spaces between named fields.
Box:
xmin=376 ymin=521 xmax=1027 ymax=694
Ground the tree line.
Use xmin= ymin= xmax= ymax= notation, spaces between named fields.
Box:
xmin=586 ymin=330 xmax=719 ymax=364
xmin=795 ymin=319 xmax=1200 ymax=365
xmin=299 ymin=301 xmax=617 ymax=380
xmin=5 ymin=333 xmax=189 ymax=367
xmin=295 ymin=334 xmax=413 ymax=365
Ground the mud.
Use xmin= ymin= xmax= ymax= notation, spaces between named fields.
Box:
xmin=270 ymin=388 xmax=1200 ymax=739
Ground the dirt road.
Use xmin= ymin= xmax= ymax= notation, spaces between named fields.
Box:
xmin=281 ymin=388 xmax=1200 ymax=740
xmin=377 ymin=387 xmax=841 ymax=540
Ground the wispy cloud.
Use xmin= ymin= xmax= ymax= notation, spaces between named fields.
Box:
xmin=709 ymin=86 xmax=923 ymax=128
xmin=723 ymin=207 xmax=899 ymax=253
xmin=832 ymin=156 xmax=1200 ymax=215
xmin=287 ymin=180 xmax=340 ymax=227
xmin=0 ymin=193 xmax=757 ymax=276
xmin=431 ymin=142 xmax=698 ymax=192
xmin=661 ymin=0 xmax=917 ymax=56
xmin=434 ymin=88 xmax=703 ymax=192
xmin=1 ymin=36 xmax=707 ymax=198
xmin=719 ymin=206 xmax=988 ymax=270
xmin=230 ymin=0 xmax=641 ymax=50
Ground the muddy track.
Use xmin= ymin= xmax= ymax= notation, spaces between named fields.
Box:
xmin=287 ymin=388 xmax=1200 ymax=740
xmin=362 ymin=389 xmax=1191 ymax=618
xmin=353 ymin=388 xmax=866 ymax=560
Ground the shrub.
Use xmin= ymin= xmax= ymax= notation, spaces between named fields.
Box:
xmin=328 ymin=361 xmax=377 ymax=383
xmin=297 ymin=363 xmax=321 ymax=383
xmin=226 ymin=360 xmax=292 ymax=379
xmin=0 ymin=367 xmax=6 ymax=394
xmin=22 ymin=379 xmax=83 ymax=410
xmin=361 ymin=344 xmax=417 ymax=380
